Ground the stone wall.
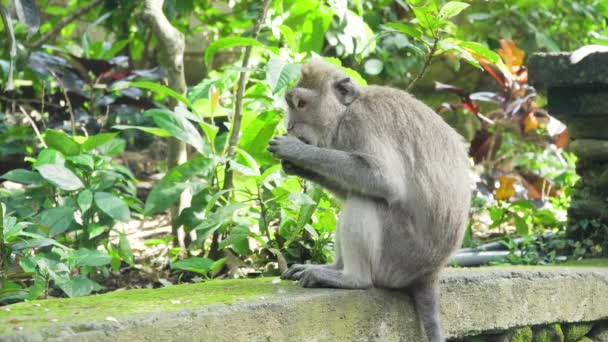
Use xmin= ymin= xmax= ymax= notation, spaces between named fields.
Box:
xmin=1 ymin=266 xmax=607 ymax=342
xmin=529 ymin=51 xmax=608 ymax=251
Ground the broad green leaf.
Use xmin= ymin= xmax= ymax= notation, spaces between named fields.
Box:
xmin=0 ymin=169 xmax=43 ymax=184
xmin=68 ymin=155 xmax=94 ymax=169
xmin=96 ymin=138 xmax=126 ymax=156
xmin=218 ymin=225 xmax=251 ymax=256
xmin=412 ymin=6 xmax=440 ymax=33
xmin=238 ymin=110 xmax=281 ymax=165
xmin=296 ymin=187 xmax=323 ymax=230
xmin=279 ymin=25 xmax=296 ymax=51
xmin=119 ymin=232 xmax=134 ymax=265
xmin=145 ymin=108 xmax=207 ymax=154
xmin=127 ymin=81 xmax=191 ymax=107
xmin=43 ymin=129 xmax=80 ymax=156
xmin=82 ymin=132 xmax=118 ymax=151
xmin=12 ymin=238 xmax=56 ymax=251
xmin=68 ymin=248 xmax=112 ymax=267
xmin=94 ymin=192 xmax=130 ymax=222
xmin=204 ymin=36 xmax=265 ymax=66
xmin=384 ymin=22 xmax=422 ymax=40
xmin=33 ymin=148 xmax=65 ymax=167
xmin=439 ymin=1 xmax=470 ymax=19
xmin=171 ymin=257 xmax=214 ymax=275
xmin=323 ymin=57 xmax=367 ymax=85
xmin=266 ymin=56 xmax=302 ymax=94
xmin=144 ymin=156 xmax=214 ymax=215
xmin=458 ymin=41 xmax=501 ymax=64
xmin=112 ymin=125 xmax=172 ymax=137
xmin=36 ymin=164 xmax=84 ymax=191
xmin=56 ymin=275 xmax=99 ymax=297
xmin=77 ymin=190 xmax=93 ymax=214
xmin=38 ymin=206 xmax=75 ymax=235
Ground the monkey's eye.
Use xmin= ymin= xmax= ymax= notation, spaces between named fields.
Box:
xmin=296 ymin=99 xmax=307 ymax=108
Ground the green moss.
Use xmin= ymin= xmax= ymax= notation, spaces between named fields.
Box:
xmin=510 ymin=326 xmax=534 ymax=342
xmin=0 ymin=277 xmax=299 ymax=336
xmin=559 ymin=258 xmax=608 ymax=268
xmin=534 ymin=324 xmax=564 ymax=342
xmin=564 ymin=323 xmax=593 ymax=342
xmin=576 ymin=337 xmax=593 ymax=342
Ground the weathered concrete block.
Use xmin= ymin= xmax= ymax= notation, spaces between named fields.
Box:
xmin=529 ymin=52 xmax=608 ymax=88
xmin=547 ymin=87 xmax=608 ymax=116
xmin=1 ymin=267 xmax=607 ymax=342
xmin=569 ymin=139 xmax=608 ymax=162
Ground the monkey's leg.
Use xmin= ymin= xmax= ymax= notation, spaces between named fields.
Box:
xmin=298 ymin=267 xmax=372 ymax=289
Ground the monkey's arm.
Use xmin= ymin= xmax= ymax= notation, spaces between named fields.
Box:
xmin=282 ymin=161 xmax=348 ymax=199
xmin=270 ymin=136 xmax=403 ymax=202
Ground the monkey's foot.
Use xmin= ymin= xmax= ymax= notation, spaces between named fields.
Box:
xmin=298 ymin=268 xmax=369 ymax=289
xmin=281 ymin=264 xmax=322 ymax=281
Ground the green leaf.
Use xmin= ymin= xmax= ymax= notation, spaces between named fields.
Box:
xmin=204 ymin=36 xmax=265 ymax=66
xmin=82 ymin=133 xmax=119 ymax=151
xmin=145 ymin=108 xmax=207 ymax=154
xmin=144 ymin=156 xmax=214 ymax=215
xmin=112 ymin=125 xmax=172 ymax=137
xmin=77 ymin=190 xmax=93 ymax=214
xmin=38 ymin=207 xmax=75 ymax=235
xmin=412 ymin=6 xmax=440 ymax=32
xmin=279 ymin=25 xmax=296 ymax=51
xmin=118 ymin=232 xmax=134 ymax=265
xmin=56 ymin=275 xmax=99 ymax=297
xmin=12 ymin=238 xmax=56 ymax=251
xmin=33 ymin=148 xmax=65 ymax=167
xmin=439 ymin=1 xmax=470 ymax=19
xmin=458 ymin=41 xmax=501 ymax=64
xmin=43 ymin=129 xmax=81 ymax=156
xmin=384 ymin=22 xmax=422 ymax=40
xmin=322 ymin=57 xmax=367 ymax=85
xmin=296 ymin=187 xmax=323 ymax=231
xmin=68 ymin=155 xmax=94 ymax=169
xmin=515 ymin=217 xmax=529 ymax=236
xmin=0 ymin=169 xmax=43 ymax=184
xmin=96 ymin=138 xmax=126 ymax=156
xmin=127 ymin=81 xmax=191 ymax=107
xmin=94 ymin=192 xmax=130 ymax=222
xmin=218 ymin=225 xmax=251 ymax=256
xmin=68 ymin=248 xmax=112 ymax=267
xmin=238 ymin=110 xmax=281 ymax=165
xmin=171 ymin=257 xmax=214 ymax=275
xmin=266 ymin=57 xmax=302 ymax=94
xmin=36 ymin=164 xmax=84 ymax=191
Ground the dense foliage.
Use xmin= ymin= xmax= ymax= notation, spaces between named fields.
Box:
xmin=0 ymin=0 xmax=607 ymax=303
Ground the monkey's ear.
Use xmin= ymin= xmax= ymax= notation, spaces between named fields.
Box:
xmin=333 ymin=77 xmax=358 ymax=105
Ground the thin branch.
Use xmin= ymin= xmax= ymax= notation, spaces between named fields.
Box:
xmin=26 ymin=0 xmax=105 ymax=49
xmin=61 ymin=88 xmax=76 ymax=135
xmin=18 ymin=106 xmax=47 ymax=148
xmin=224 ymin=0 xmax=272 ymax=159
xmin=406 ymin=36 xmax=440 ymax=92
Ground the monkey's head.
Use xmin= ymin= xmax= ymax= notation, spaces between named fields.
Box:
xmin=284 ymin=58 xmax=360 ymax=147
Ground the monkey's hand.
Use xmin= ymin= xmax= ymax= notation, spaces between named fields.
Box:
xmin=267 ymin=135 xmax=306 ymax=161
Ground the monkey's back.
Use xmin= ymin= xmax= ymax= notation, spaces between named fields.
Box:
xmin=354 ymin=85 xmax=471 ymax=265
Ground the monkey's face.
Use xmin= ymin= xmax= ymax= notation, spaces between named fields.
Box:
xmin=284 ymin=75 xmax=358 ymax=147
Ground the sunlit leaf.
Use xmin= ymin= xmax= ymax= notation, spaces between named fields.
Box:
xmin=495 ymin=175 xmax=516 ymax=201
xmin=439 ymin=1 xmax=470 ymax=19
xmin=384 ymin=22 xmax=422 ymax=40
xmin=204 ymin=36 xmax=270 ymax=66
xmin=36 ymin=164 xmax=84 ymax=191
xmin=94 ymin=192 xmax=130 ymax=222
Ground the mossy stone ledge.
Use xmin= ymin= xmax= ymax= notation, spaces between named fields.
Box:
xmin=529 ymin=51 xmax=608 ymax=249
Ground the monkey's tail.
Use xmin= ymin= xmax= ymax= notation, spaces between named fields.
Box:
xmin=410 ymin=277 xmax=445 ymax=342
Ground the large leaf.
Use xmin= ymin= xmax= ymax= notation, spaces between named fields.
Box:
xmin=96 ymin=138 xmax=126 ymax=156
xmin=439 ymin=1 xmax=470 ymax=19
xmin=33 ymin=148 xmax=65 ymax=167
xmin=144 ymin=156 xmax=214 ymax=215
xmin=77 ymin=189 xmax=93 ymax=214
xmin=266 ymin=57 xmax=302 ymax=94
xmin=384 ymin=22 xmax=422 ymax=40
xmin=170 ymin=257 xmax=214 ymax=275
xmin=238 ymin=110 xmax=281 ymax=165
xmin=127 ymin=81 xmax=191 ymax=107
xmin=1 ymin=169 xmax=43 ymax=184
xmin=94 ymin=192 xmax=130 ymax=222
xmin=68 ymin=248 xmax=112 ymax=267
xmin=205 ymin=37 xmax=267 ymax=66
xmin=44 ymin=129 xmax=80 ymax=156
xmin=36 ymin=164 xmax=84 ymax=191
xmin=145 ymin=108 xmax=207 ymax=154
xmin=118 ymin=232 xmax=134 ymax=265
xmin=82 ymin=133 xmax=119 ymax=151
xmin=55 ymin=275 xmax=99 ymax=298
xmin=112 ymin=125 xmax=172 ymax=137
xmin=38 ymin=207 xmax=76 ymax=235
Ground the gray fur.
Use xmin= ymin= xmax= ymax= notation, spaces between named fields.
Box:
xmin=268 ymin=59 xmax=470 ymax=342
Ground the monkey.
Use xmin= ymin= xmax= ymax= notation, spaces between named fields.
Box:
xmin=267 ymin=58 xmax=470 ymax=342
